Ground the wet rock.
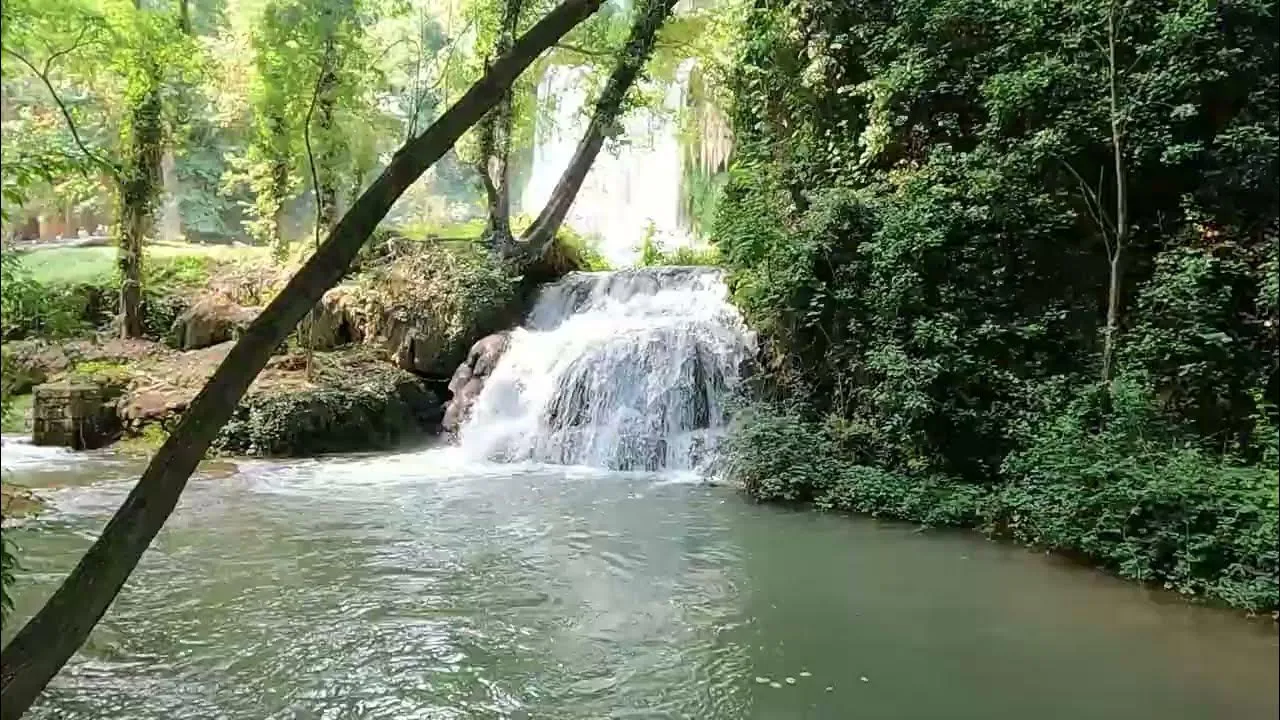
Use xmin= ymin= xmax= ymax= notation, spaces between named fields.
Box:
xmin=1 ymin=340 xmax=72 ymax=395
xmin=441 ymin=332 xmax=510 ymax=436
xmin=213 ymin=355 xmax=441 ymax=457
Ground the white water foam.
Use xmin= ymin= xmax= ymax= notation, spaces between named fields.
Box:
xmin=458 ymin=267 xmax=754 ymax=472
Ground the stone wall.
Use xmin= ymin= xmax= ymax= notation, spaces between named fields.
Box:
xmin=32 ymin=383 xmax=121 ymax=450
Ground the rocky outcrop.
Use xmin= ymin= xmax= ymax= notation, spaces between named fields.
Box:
xmin=1 ymin=340 xmax=72 ymax=395
xmin=167 ymin=294 xmax=260 ymax=351
xmin=110 ymin=342 xmax=442 ymax=457
xmin=442 ymin=332 xmax=510 ymax=436
xmin=213 ymin=351 xmax=441 ymax=457
xmin=327 ymin=242 xmax=523 ymax=380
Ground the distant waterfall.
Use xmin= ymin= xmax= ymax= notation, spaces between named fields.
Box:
xmin=520 ymin=64 xmax=695 ymax=267
xmin=457 ymin=267 xmax=754 ymax=472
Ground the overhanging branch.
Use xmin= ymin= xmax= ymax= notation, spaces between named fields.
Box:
xmin=1 ymin=35 xmax=119 ymax=181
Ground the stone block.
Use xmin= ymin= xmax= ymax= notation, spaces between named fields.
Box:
xmin=31 ymin=382 xmax=121 ymax=450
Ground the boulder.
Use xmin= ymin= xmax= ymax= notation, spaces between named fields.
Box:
xmin=168 ymin=294 xmax=259 ymax=351
xmin=441 ymin=332 xmax=510 ymax=436
xmin=1 ymin=340 xmax=71 ymax=395
xmin=213 ymin=354 xmax=442 ymax=457
xmin=300 ymin=286 xmax=361 ymax=351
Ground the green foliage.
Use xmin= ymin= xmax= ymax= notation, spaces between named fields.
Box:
xmin=727 ymin=404 xmax=984 ymax=526
xmin=718 ymin=0 xmax=1278 ymax=609
xmin=1 ymin=249 xmax=87 ymax=340
xmin=1 ymin=531 xmax=16 ymax=624
xmin=996 ymin=375 xmax=1279 ymax=611
xmin=0 ymin=393 xmax=35 ymax=434
xmin=636 ymin=221 xmax=720 ymax=267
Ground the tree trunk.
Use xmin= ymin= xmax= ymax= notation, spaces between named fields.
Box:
xmin=117 ymin=74 xmax=163 ymax=339
xmin=1100 ymin=0 xmax=1127 ymax=384
xmin=511 ymin=0 xmax=678 ymax=264
xmin=0 ymin=1 xmax=603 ymax=715
xmin=315 ymin=40 xmax=341 ymax=233
xmin=477 ymin=0 xmax=526 ymax=246
xmin=1102 ymin=253 xmax=1123 ymax=383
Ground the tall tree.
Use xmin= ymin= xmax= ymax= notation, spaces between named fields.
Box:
xmin=1 ymin=0 xmax=197 ymax=337
xmin=117 ymin=0 xmax=166 ymax=337
xmin=475 ymin=0 xmax=525 ymax=245
xmin=0 ymin=1 xmax=604 ymax=714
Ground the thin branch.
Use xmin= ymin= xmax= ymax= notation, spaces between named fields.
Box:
xmin=370 ymin=36 xmax=411 ymax=68
xmin=40 ymin=24 xmax=94 ymax=78
xmin=1056 ymin=156 xmax=1115 ymax=256
xmin=302 ymin=49 xmax=331 ymax=380
xmin=1 ymin=44 xmax=120 ymax=180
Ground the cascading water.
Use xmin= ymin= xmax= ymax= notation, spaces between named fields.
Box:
xmin=520 ymin=64 xmax=694 ymax=266
xmin=457 ymin=267 xmax=754 ymax=472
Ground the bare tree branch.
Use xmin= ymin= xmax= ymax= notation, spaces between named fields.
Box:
xmin=302 ymin=48 xmax=332 ymax=380
xmin=1 ymin=40 xmax=120 ymax=180
xmin=1056 ymin=156 xmax=1115 ymax=256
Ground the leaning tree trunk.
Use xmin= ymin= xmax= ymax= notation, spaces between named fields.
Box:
xmin=0 ymin=1 xmax=604 ymax=716
xmin=509 ymin=0 xmax=677 ymax=264
xmin=117 ymin=72 xmax=163 ymax=339
xmin=476 ymin=0 xmax=526 ymax=246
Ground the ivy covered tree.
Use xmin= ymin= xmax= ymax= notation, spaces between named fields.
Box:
xmin=1 ymin=0 xmax=201 ymax=337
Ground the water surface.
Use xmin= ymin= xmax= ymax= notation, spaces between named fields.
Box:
xmin=4 ymin=440 xmax=1276 ymax=719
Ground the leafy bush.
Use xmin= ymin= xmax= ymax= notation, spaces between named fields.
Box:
xmin=726 ymin=404 xmax=984 ymax=527
xmin=637 ymin=222 xmax=721 ymax=267
xmin=995 ymin=375 xmax=1279 ymax=611
xmin=1 ymin=249 xmax=88 ymax=340
xmin=726 ymin=381 xmax=1279 ymax=611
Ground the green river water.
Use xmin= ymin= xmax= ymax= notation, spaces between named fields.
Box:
xmin=2 ymin=438 xmax=1277 ymax=719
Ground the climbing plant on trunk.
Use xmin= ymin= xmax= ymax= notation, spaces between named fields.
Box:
xmin=1 ymin=0 xmax=199 ymax=338
xmin=474 ymin=0 xmax=526 ymax=246
xmin=0 ymin=1 xmax=604 ymax=715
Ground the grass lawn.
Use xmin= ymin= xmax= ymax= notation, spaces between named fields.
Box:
xmin=1 ymin=393 xmax=34 ymax=434
xmin=16 ymin=242 xmax=268 ymax=285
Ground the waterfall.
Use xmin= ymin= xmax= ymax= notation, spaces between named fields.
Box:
xmin=457 ymin=267 xmax=754 ymax=472
xmin=520 ymin=64 xmax=694 ymax=267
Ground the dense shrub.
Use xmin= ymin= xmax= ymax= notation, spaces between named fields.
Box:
xmin=995 ymin=376 xmax=1279 ymax=611
xmin=0 ymin=250 xmax=217 ymax=341
xmin=714 ymin=0 xmax=1278 ymax=610
xmin=726 ymin=382 xmax=1279 ymax=610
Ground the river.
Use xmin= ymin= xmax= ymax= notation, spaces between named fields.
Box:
xmin=3 ymin=438 xmax=1277 ymax=720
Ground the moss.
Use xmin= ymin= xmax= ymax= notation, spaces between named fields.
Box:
xmin=115 ymin=423 xmax=170 ymax=457
xmin=64 ymin=360 xmax=132 ymax=401
xmin=213 ymin=355 xmax=441 ymax=457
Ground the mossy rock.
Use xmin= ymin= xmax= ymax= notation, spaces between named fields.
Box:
xmin=212 ymin=360 xmax=442 ymax=457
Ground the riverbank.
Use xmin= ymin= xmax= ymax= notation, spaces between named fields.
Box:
xmin=1 ymin=232 xmax=594 ymax=459
xmin=725 ymin=400 xmax=1279 ymax=616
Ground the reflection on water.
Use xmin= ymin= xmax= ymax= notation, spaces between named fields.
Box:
xmin=3 ymin=442 xmax=1277 ymax=719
